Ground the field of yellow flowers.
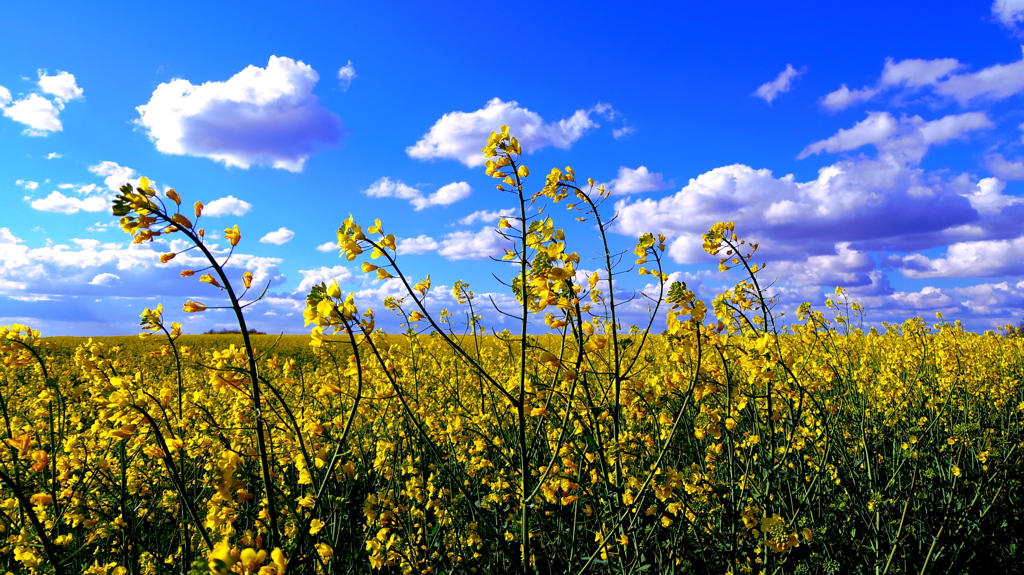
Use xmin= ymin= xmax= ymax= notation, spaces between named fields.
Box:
xmin=1 ymin=127 xmax=1022 ymax=574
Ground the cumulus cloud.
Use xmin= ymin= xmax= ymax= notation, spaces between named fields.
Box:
xmin=614 ymin=157 xmax=988 ymax=267
xmin=16 ymin=180 xmax=38 ymax=191
xmin=0 ymin=230 xmax=279 ymax=297
xmin=37 ymin=70 xmax=83 ymax=102
xmin=260 ymin=227 xmax=295 ymax=245
xmin=798 ymin=111 xmax=992 ymax=162
xmin=937 ymin=50 xmax=1024 ymax=104
xmin=963 ymin=177 xmax=1021 ymax=214
xmin=89 ymin=273 xmax=120 ymax=286
xmin=0 ymin=227 xmax=289 ymax=334
xmin=362 ymin=177 xmax=472 ymax=210
xmin=822 ymin=85 xmax=880 ymax=111
xmin=29 ymin=191 xmax=108 ymax=214
xmin=456 ymin=208 xmax=515 ymax=226
xmin=986 ymin=154 xmax=1024 ymax=180
xmin=415 ymin=182 xmax=472 ymax=209
xmin=0 ymin=71 xmax=83 ymax=136
xmin=823 ymin=51 xmax=1024 ymax=109
xmin=766 ymin=243 xmax=877 ymax=288
xmin=337 ymin=60 xmax=356 ymax=90
xmin=397 ymin=235 xmax=440 ymax=255
xmin=406 ymin=98 xmax=611 ymax=167
xmin=821 ymin=57 xmax=962 ymax=112
xmin=0 ymin=228 xmax=23 ymax=245
xmin=753 ymin=64 xmax=806 ymax=104
xmin=2 ymin=93 xmax=62 ymax=135
xmin=612 ymin=126 xmax=635 ymax=139
xmin=294 ymin=265 xmax=354 ymax=295
xmin=89 ymin=161 xmax=139 ymax=192
xmin=799 ymin=112 xmax=898 ymax=158
xmin=604 ymin=166 xmax=671 ymax=195
xmin=315 ymin=242 xmax=336 ymax=252
xmin=135 ymin=56 xmax=343 ymax=172
xmin=363 ymin=177 xmax=418 ymax=201
xmin=951 ymin=280 xmax=1024 ymax=314
xmin=437 ymin=227 xmax=513 ymax=260
xmin=898 ymin=234 xmax=1024 ymax=278
xmin=993 ymin=0 xmax=1024 ymax=30
xmin=881 ymin=57 xmax=962 ymax=88
xmin=203 ymin=195 xmax=252 ymax=217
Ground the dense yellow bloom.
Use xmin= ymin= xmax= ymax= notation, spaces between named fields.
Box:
xmin=0 ymin=135 xmax=1016 ymax=575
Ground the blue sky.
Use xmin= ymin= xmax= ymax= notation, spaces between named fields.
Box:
xmin=4 ymin=1 xmax=1024 ymax=335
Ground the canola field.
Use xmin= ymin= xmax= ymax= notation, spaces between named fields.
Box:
xmin=1 ymin=128 xmax=1022 ymax=574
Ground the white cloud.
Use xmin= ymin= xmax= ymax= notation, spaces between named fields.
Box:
xmin=951 ymin=280 xmax=1024 ymax=314
xmin=135 ymin=55 xmax=343 ymax=172
xmin=437 ymin=227 xmax=512 ymax=260
xmin=936 ymin=49 xmax=1024 ymax=104
xmin=828 ymin=52 xmax=1024 ymax=108
xmin=614 ymin=155 xmax=990 ymax=267
xmin=798 ymin=112 xmax=898 ymax=158
xmin=612 ymin=126 xmax=635 ymax=139
xmin=0 ymin=228 xmax=23 ymax=244
xmin=89 ymin=273 xmax=120 ymax=286
xmin=986 ymin=154 xmax=1024 ymax=180
xmin=37 ymin=70 xmax=83 ymax=102
xmin=203 ymin=195 xmax=252 ymax=217
xmin=46 ymin=152 xmax=61 ymax=159
xmin=29 ymin=191 xmax=108 ymax=214
xmin=260 ymin=227 xmax=295 ymax=245
xmin=315 ymin=242 xmax=336 ymax=252
xmin=362 ymin=177 xmax=472 ymax=210
xmin=0 ymin=229 xmax=287 ymax=335
xmin=886 ymin=286 xmax=957 ymax=310
xmin=0 ymin=240 xmax=278 ymax=294
xmin=880 ymin=57 xmax=962 ymax=88
xmin=413 ymin=182 xmax=472 ymax=210
xmin=0 ymin=85 xmax=10 ymax=107
xmin=457 ymin=208 xmax=515 ymax=226
xmin=993 ymin=0 xmax=1024 ymax=29
xmin=295 ymin=265 xmax=354 ymax=295
xmin=88 ymin=161 xmax=139 ymax=192
xmin=406 ymin=98 xmax=609 ymax=167
xmin=918 ymin=112 xmax=994 ymax=144
xmin=899 ymin=233 xmax=1024 ymax=278
xmin=821 ymin=85 xmax=879 ymax=111
xmin=363 ymin=177 xmax=420 ymax=200
xmin=2 ymin=93 xmax=62 ymax=135
xmin=337 ymin=60 xmax=356 ymax=90
xmin=15 ymin=180 xmax=38 ymax=191
xmin=963 ymin=177 xmax=1020 ymax=214
xmin=767 ymin=243 xmax=876 ymax=288
xmin=798 ymin=111 xmax=992 ymax=161
xmin=605 ymin=166 xmax=670 ymax=195
xmin=397 ymin=235 xmax=440 ymax=255
xmin=753 ymin=64 xmax=805 ymax=104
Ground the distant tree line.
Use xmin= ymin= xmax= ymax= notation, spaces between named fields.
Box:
xmin=202 ymin=328 xmax=266 ymax=335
